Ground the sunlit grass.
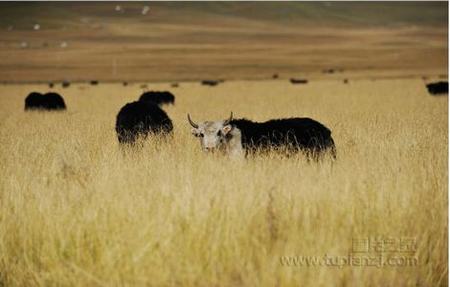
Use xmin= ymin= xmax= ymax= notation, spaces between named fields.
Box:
xmin=0 ymin=78 xmax=447 ymax=286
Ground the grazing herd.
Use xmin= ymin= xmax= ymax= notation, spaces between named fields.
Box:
xmin=125 ymin=88 xmax=336 ymax=158
xmin=22 ymin=78 xmax=448 ymax=159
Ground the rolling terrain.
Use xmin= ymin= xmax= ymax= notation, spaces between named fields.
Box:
xmin=0 ymin=2 xmax=447 ymax=82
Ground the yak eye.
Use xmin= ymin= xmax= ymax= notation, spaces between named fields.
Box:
xmin=199 ymin=133 xmax=204 ymax=138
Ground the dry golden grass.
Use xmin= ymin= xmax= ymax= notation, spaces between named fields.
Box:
xmin=0 ymin=78 xmax=447 ymax=286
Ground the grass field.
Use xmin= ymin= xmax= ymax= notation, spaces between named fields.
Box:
xmin=0 ymin=2 xmax=447 ymax=286
xmin=0 ymin=77 xmax=447 ymax=286
xmin=0 ymin=2 xmax=447 ymax=82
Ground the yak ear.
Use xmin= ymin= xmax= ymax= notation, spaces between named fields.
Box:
xmin=222 ymin=124 xmax=233 ymax=135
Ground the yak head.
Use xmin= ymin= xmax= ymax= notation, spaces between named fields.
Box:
xmin=188 ymin=112 xmax=241 ymax=154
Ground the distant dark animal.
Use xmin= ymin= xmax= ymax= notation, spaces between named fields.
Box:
xmin=139 ymin=91 xmax=175 ymax=106
xmin=272 ymin=74 xmax=279 ymax=79
xmin=24 ymin=92 xmax=42 ymax=110
xmin=48 ymin=82 xmax=54 ymax=88
xmin=90 ymin=80 xmax=99 ymax=85
xmin=343 ymin=79 xmax=349 ymax=84
xmin=62 ymin=81 xmax=70 ymax=88
xmin=322 ymin=69 xmax=335 ymax=74
xmin=171 ymin=83 xmax=179 ymax=88
xmin=426 ymin=81 xmax=448 ymax=95
xmin=123 ymin=82 xmax=128 ymax=86
xmin=201 ymin=80 xmax=219 ymax=86
xmin=25 ymin=92 xmax=66 ymax=111
xmin=188 ymin=113 xmax=336 ymax=159
xmin=115 ymin=101 xmax=173 ymax=144
xmin=290 ymin=78 xmax=308 ymax=84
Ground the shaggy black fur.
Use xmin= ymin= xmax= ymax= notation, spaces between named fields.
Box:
xmin=25 ymin=92 xmax=66 ymax=111
xmin=139 ymin=91 xmax=175 ymax=106
xmin=115 ymin=101 xmax=173 ymax=144
xmin=230 ymin=117 xmax=336 ymax=157
xmin=426 ymin=81 xmax=448 ymax=95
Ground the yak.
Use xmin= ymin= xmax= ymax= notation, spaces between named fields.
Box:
xmin=188 ymin=112 xmax=336 ymax=159
xmin=25 ymin=92 xmax=66 ymax=111
xmin=290 ymin=78 xmax=308 ymax=84
xmin=139 ymin=91 xmax=175 ymax=106
xmin=201 ymin=80 xmax=219 ymax=86
xmin=115 ymin=101 xmax=173 ymax=144
xmin=426 ymin=81 xmax=448 ymax=95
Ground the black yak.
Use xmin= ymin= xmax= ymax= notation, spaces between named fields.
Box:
xmin=290 ymin=78 xmax=308 ymax=84
xmin=188 ymin=113 xmax=336 ymax=159
xmin=62 ymin=81 xmax=70 ymax=88
xmin=115 ymin=101 xmax=173 ymax=144
xmin=201 ymin=80 xmax=219 ymax=86
xmin=25 ymin=92 xmax=66 ymax=111
xmin=90 ymin=80 xmax=99 ymax=85
xmin=426 ymin=81 xmax=448 ymax=95
xmin=139 ymin=91 xmax=175 ymax=106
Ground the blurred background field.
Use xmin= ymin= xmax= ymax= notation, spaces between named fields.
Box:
xmin=0 ymin=2 xmax=448 ymax=286
xmin=0 ymin=2 xmax=447 ymax=82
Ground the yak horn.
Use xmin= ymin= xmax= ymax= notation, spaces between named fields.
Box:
xmin=224 ymin=112 xmax=233 ymax=125
xmin=187 ymin=114 xmax=199 ymax=128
